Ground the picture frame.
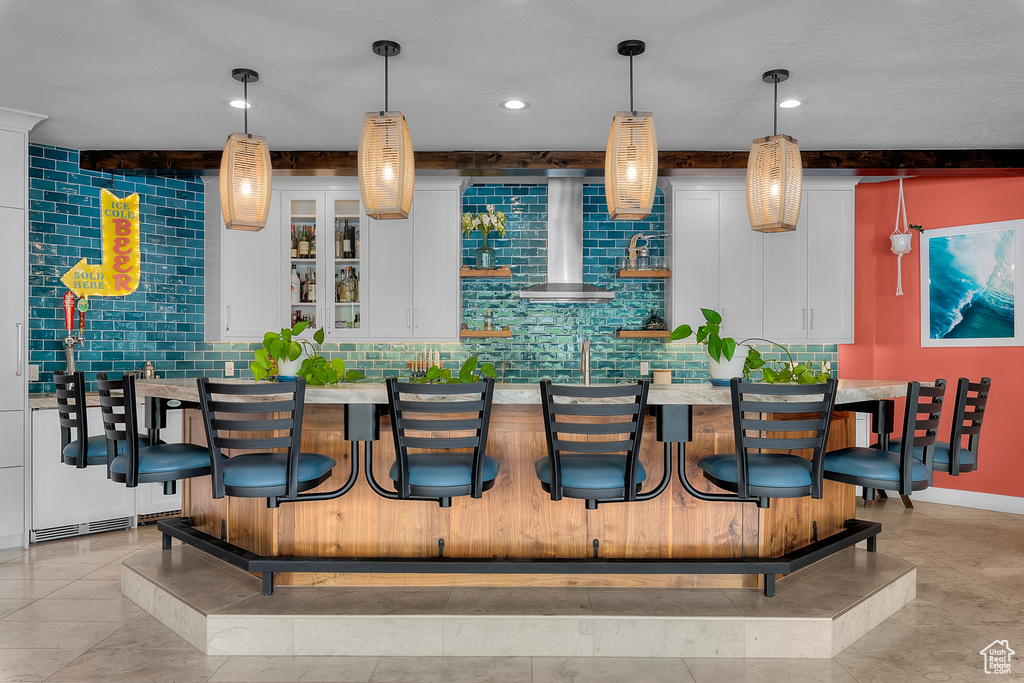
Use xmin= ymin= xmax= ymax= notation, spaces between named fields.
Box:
xmin=920 ymin=219 xmax=1023 ymax=347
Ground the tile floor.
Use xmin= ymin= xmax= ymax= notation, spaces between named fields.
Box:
xmin=0 ymin=499 xmax=1021 ymax=682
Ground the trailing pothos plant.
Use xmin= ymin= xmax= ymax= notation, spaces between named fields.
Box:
xmin=405 ymin=355 xmax=496 ymax=384
xmin=249 ymin=321 xmax=366 ymax=385
xmin=669 ymin=307 xmax=744 ymax=363
xmin=741 ymin=339 xmax=832 ymax=385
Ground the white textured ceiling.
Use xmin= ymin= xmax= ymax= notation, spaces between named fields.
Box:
xmin=2 ymin=0 xmax=1023 ymax=152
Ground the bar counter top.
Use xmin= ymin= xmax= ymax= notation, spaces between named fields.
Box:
xmin=132 ymin=377 xmax=909 ymax=405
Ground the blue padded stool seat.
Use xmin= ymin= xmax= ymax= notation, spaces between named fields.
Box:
xmin=824 ymin=447 xmax=931 ymax=483
xmin=222 ymin=452 xmax=336 ymax=489
xmin=390 ymin=453 xmax=500 ymax=488
xmin=534 ymin=454 xmax=647 ymax=490
xmin=64 ymin=433 xmax=151 ymax=466
xmin=886 ymin=438 xmax=975 ymax=469
xmin=698 ymin=453 xmax=812 ymax=489
xmin=110 ymin=443 xmax=210 ymax=476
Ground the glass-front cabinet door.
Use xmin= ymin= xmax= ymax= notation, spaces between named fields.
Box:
xmin=280 ymin=188 xmax=367 ymax=340
xmin=325 ymin=191 xmax=366 ymax=339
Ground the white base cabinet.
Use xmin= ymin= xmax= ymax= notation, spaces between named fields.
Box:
xmin=662 ymin=177 xmax=858 ymax=344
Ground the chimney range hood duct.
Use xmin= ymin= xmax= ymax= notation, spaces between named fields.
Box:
xmin=518 ymin=177 xmax=615 ymax=303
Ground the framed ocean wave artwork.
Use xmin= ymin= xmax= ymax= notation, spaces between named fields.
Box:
xmin=920 ymin=219 xmax=1023 ymax=347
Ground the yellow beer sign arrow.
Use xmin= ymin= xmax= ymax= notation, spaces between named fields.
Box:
xmin=61 ymin=189 xmax=141 ymax=297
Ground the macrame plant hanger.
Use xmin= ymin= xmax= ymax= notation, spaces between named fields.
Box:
xmin=890 ymin=178 xmax=913 ymax=296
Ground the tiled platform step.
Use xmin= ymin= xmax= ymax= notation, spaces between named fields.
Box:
xmin=121 ymin=545 xmax=915 ymax=658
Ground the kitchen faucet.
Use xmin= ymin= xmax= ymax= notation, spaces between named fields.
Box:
xmin=580 ymin=339 xmax=591 ymax=384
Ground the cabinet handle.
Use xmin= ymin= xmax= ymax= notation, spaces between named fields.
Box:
xmin=406 ymin=308 xmax=411 ymax=329
xmin=810 ymin=308 xmax=814 ymax=330
xmin=415 ymin=308 xmax=419 ymax=329
xmin=15 ymin=323 xmax=22 ymax=376
xmin=225 ymin=305 xmax=231 ymax=332
xmin=801 ymin=308 xmax=806 ymax=330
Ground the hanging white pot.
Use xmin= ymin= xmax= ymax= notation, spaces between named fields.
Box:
xmin=890 ymin=178 xmax=913 ymax=296
xmin=708 ymin=344 xmax=749 ymax=386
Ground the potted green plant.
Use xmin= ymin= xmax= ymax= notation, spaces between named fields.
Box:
xmin=249 ymin=321 xmax=366 ymax=385
xmin=741 ymin=339 xmax=832 ymax=384
xmin=669 ymin=308 xmax=751 ymax=385
xmin=461 ymin=205 xmax=506 ymax=269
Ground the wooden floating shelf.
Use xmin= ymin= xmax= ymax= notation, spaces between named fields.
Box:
xmin=616 ymin=329 xmax=671 ymax=338
xmin=460 ymin=266 xmax=512 ymax=278
xmin=460 ymin=329 xmax=512 ymax=338
xmin=617 ymin=269 xmax=672 ymax=278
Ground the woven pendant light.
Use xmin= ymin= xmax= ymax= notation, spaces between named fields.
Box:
xmin=359 ymin=40 xmax=414 ymax=219
xmin=746 ymin=69 xmax=802 ymax=233
xmin=220 ymin=68 xmax=272 ymax=231
xmin=605 ymin=40 xmax=657 ymax=221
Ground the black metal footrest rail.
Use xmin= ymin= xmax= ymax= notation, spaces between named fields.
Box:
xmin=156 ymin=518 xmax=881 ymax=597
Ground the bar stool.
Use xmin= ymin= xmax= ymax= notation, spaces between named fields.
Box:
xmin=96 ymin=372 xmax=212 ymax=495
xmin=536 ymin=380 xmax=671 ymax=510
xmin=196 ymin=377 xmax=336 ymax=508
xmin=696 ymin=378 xmax=839 ymax=508
xmin=55 ymin=371 xmax=150 ymax=470
xmin=887 ymin=377 xmax=991 ymax=476
xmin=364 ymin=377 xmax=498 ymax=508
xmin=824 ymin=380 xmax=946 ymax=504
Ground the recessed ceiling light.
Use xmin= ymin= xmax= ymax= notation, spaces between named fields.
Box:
xmin=501 ymin=99 xmax=529 ymax=110
xmin=779 ymin=99 xmax=802 ymax=108
xmin=229 ymin=99 xmax=252 ymax=109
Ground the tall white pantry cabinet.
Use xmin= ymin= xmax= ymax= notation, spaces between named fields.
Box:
xmin=0 ymin=107 xmax=46 ymax=549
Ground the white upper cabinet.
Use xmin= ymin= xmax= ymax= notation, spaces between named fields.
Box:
xmin=206 ymin=176 xmax=465 ymax=343
xmin=661 ymin=177 xmax=858 ymax=345
xmin=0 ymin=129 xmax=25 ymax=209
xmin=205 ymin=178 xmax=282 ymax=341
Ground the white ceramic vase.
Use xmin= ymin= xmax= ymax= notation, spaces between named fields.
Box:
xmin=708 ymin=344 xmax=749 ymax=386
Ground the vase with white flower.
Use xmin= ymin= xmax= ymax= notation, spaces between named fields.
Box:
xmin=462 ymin=205 xmax=507 ymax=269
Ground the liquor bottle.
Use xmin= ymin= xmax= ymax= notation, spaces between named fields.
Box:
xmin=308 ymin=268 xmax=317 ymax=303
xmin=354 ymin=222 xmax=360 ymax=259
xmin=335 ymin=218 xmax=342 ymax=259
xmin=348 ymin=267 xmax=358 ymax=302
xmin=337 ymin=269 xmax=347 ymax=303
xmin=290 ymin=265 xmax=300 ymax=304
xmin=353 ymin=311 xmax=360 ymax=329
xmin=290 ymin=225 xmax=298 ymax=258
xmin=309 ymin=226 xmax=316 ymax=258
xmin=298 ymin=227 xmax=310 ymax=258
xmin=343 ymin=219 xmax=353 ymax=259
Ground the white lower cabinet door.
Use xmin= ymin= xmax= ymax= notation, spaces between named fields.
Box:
xmin=31 ymin=408 xmax=135 ymax=531
xmin=0 ymin=466 xmax=24 ymax=547
xmin=718 ymin=191 xmax=763 ymax=341
xmin=367 ymin=214 xmax=415 ymax=338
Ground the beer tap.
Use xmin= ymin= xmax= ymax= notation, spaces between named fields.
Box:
xmin=62 ymin=292 xmax=86 ymax=374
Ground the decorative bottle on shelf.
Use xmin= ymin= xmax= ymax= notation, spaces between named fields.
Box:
xmin=343 ymin=219 xmax=353 ymax=259
xmin=484 ymin=310 xmax=495 ymax=331
xmin=290 ymin=265 xmax=300 ymax=304
xmin=298 ymin=227 xmax=310 ymax=258
xmin=309 ymin=226 xmax=316 ymax=258
xmin=290 ymin=225 xmax=298 ymax=258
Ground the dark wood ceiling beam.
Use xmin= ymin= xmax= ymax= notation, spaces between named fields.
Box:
xmin=79 ymin=149 xmax=1024 ymax=174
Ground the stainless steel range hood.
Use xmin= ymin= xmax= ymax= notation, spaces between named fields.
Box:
xmin=518 ymin=177 xmax=614 ymax=303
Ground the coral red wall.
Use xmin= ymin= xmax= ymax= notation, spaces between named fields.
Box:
xmin=841 ymin=177 xmax=1024 ymax=498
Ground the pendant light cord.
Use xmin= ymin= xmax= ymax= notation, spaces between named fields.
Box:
xmin=384 ymin=52 xmax=390 ymax=113
xmin=243 ymin=74 xmax=250 ymax=137
xmin=629 ymin=53 xmax=634 ymax=113
xmin=773 ymin=78 xmax=778 ymax=136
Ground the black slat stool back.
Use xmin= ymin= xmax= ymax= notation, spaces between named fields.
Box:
xmin=536 ymin=380 xmax=649 ymax=510
xmin=380 ymin=377 xmax=498 ymax=507
xmin=825 ymin=380 xmax=947 ymax=503
xmin=54 ymin=371 xmax=91 ymax=468
xmin=196 ymin=377 xmax=335 ymax=508
xmin=97 ymin=372 xmax=211 ymax=495
xmin=698 ymin=378 xmax=839 ymax=508
xmin=947 ymin=377 xmax=992 ymax=475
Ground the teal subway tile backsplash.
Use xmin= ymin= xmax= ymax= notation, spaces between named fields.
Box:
xmin=28 ymin=164 xmax=837 ymax=390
